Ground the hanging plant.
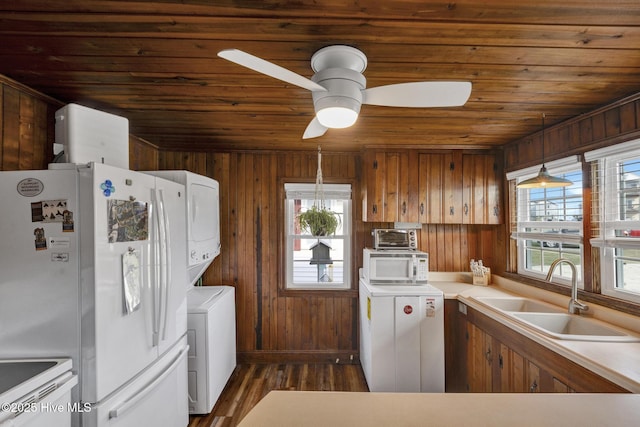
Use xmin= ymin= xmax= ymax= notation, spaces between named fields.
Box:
xmin=297 ymin=146 xmax=340 ymax=236
xmin=298 ymin=205 xmax=340 ymax=236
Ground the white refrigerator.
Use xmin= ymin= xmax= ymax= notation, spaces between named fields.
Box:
xmin=0 ymin=162 xmax=189 ymax=427
xmin=359 ymin=277 xmax=445 ymax=393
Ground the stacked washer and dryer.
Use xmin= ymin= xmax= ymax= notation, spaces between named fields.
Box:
xmin=150 ymin=171 xmax=237 ymax=415
xmin=359 ymin=229 xmax=445 ymax=393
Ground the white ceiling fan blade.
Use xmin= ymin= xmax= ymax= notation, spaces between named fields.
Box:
xmin=362 ymin=81 xmax=472 ymax=107
xmin=218 ymin=49 xmax=327 ymax=92
xmin=302 ymin=117 xmax=328 ymax=139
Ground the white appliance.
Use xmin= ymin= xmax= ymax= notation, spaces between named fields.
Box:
xmin=55 ymin=104 xmax=130 ymax=169
xmin=0 ymin=162 xmax=189 ymax=427
xmin=359 ymin=276 xmax=444 ymax=392
xmin=145 ymin=170 xmax=220 ymax=286
xmin=0 ymin=358 xmax=77 ymax=427
xmin=362 ymin=248 xmax=429 ymax=284
xmin=186 ymin=286 xmax=236 ymax=414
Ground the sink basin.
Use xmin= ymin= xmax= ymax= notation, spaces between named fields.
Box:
xmin=511 ymin=312 xmax=640 ymax=342
xmin=473 ymin=296 xmax=564 ymax=313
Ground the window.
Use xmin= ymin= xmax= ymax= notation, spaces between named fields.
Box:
xmin=507 ymin=157 xmax=583 ymax=285
xmin=284 ymin=183 xmax=351 ymax=290
xmin=586 ymin=140 xmax=640 ymax=303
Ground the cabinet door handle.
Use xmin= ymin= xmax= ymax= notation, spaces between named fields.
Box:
xmin=485 ymin=348 xmax=492 ymax=364
xmin=498 ymin=354 xmax=503 ymax=369
xmin=420 ymin=203 xmax=424 ymax=215
xmin=372 ymin=204 xmax=377 ymax=214
xmin=450 ymin=206 xmax=454 ymax=216
xmin=493 ymin=205 xmax=499 ymax=216
xmin=530 ymin=380 xmax=538 ymax=393
xmin=402 ymin=201 xmax=407 ymax=215
xmin=464 ymin=203 xmax=469 ymax=215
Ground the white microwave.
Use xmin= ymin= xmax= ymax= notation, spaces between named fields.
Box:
xmin=362 ymin=248 xmax=429 ymax=285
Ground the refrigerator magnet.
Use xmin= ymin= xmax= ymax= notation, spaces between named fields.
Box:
xmin=31 ymin=202 xmax=44 ymax=222
xmin=62 ymin=209 xmax=75 ymax=232
xmin=42 ymin=199 xmax=68 ymax=222
xmin=34 ymin=227 xmax=47 ymax=251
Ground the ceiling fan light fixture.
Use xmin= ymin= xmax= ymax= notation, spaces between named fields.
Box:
xmin=315 ymin=95 xmax=360 ymax=128
xmin=316 ymin=106 xmax=358 ymax=129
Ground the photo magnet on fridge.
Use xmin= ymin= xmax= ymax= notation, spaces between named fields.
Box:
xmin=34 ymin=227 xmax=47 ymax=250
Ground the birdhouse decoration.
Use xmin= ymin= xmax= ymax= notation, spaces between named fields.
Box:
xmin=309 ymin=239 xmax=333 ymax=282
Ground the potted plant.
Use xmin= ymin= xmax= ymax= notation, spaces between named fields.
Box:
xmin=297 ymin=205 xmax=340 ymax=236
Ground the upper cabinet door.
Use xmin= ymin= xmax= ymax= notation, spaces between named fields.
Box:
xmin=462 ymin=153 xmax=503 ymax=224
xmin=443 ymin=151 xmax=464 ymax=224
xmin=418 ymin=152 xmax=463 ymax=224
xmin=362 ymin=151 xmax=387 ymax=222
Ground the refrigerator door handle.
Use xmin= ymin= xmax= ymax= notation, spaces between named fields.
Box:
xmin=108 ymin=344 xmax=188 ymax=420
xmin=151 ymin=190 xmax=161 ymax=346
xmin=157 ymin=188 xmax=171 ymax=341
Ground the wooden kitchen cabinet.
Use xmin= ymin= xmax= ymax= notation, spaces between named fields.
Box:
xmin=462 ymin=153 xmax=503 ymax=225
xmin=497 ymin=342 xmax=527 ymax=393
xmin=418 ymin=152 xmax=463 ymax=223
xmin=362 ymin=150 xmax=420 ymax=222
xmin=466 ymin=322 xmax=493 ymax=392
xmin=457 ymin=304 xmax=629 ymax=393
xmin=362 ymin=149 xmax=501 ymax=224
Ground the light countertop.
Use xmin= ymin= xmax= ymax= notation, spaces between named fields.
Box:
xmin=238 ymin=274 xmax=640 ymax=426
xmin=428 ymin=274 xmax=640 ymax=393
xmin=238 ymin=391 xmax=640 ymax=427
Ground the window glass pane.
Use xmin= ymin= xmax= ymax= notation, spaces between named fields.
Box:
xmin=618 ymin=158 xmax=640 ymax=221
xmin=524 ymin=171 xmax=583 ymax=224
xmin=291 ymin=237 xmax=345 ymax=285
xmin=614 ymin=248 xmax=640 ymax=295
xmin=523 ymin=240 xmax=582 ymax=281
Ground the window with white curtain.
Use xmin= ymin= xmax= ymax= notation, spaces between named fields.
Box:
xmin=507 ymin=156 xmax=583 ymax=285
xmin=585 ymin=140 xmax=640 ymax=303
xmin=284 ymin=183 xmax=351 ymax=290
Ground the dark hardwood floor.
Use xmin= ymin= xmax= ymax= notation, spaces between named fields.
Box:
xmin=188 ymin=363 xmax=369 ymax=427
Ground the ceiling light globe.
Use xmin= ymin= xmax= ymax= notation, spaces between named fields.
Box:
xmin=316 ymin=106 xmax=359 ymax=128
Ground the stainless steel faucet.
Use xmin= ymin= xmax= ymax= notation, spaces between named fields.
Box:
xmin=545 ymin=258 xmax=589 ymax=315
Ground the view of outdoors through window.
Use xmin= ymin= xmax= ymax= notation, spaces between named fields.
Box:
xmin=292 ymin=198 xmax=346 ymax=285
xmin=612 ymin=157 xmax=640 ymax=294
xmin=519 ymin=170 xmax=583 ymax=281
xmin=284 ymin=183 xmax=351 ymax=290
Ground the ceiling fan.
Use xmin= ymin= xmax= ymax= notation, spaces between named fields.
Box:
xmin=218 ymin=45 xmax=472 ymax=139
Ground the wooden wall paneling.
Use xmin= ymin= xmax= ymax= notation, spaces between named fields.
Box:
xmin=2 ymin=85 xmax=21 ymax=170
xmin=604 ymin=107 xmax=621 ymax=138
xmin=263 ymin=154 xmax=277 ymax=350
xmin=619 ymin=101 xmax=637 ymax=134
xmin=1 ymin=81 xmax=55 ymax=171
xmin=129 ymin=136 xmax=159 ymax=171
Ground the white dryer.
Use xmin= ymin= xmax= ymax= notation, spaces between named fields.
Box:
xmin=186 ymin=286 xmax=236 ymax=414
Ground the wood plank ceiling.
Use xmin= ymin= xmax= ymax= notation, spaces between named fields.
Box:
xmin=1 ymin=1 xmax=640 ymax=152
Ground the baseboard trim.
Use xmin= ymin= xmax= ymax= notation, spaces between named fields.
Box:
xmin=237 ymin=350 xmax=361 ymax=365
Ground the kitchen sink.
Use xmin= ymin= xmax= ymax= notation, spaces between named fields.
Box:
xmin=511 ymin=312 xmax=640 ymax=342
xmin=473 ymin=296 xmax=564 ymax=313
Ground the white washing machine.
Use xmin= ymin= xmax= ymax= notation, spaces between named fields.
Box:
xmin=186 ymin=286 xmax=237 ymax=414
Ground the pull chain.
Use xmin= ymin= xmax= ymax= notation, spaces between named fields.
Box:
xmin=315 ymin=146 xmax=324 ymax=209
